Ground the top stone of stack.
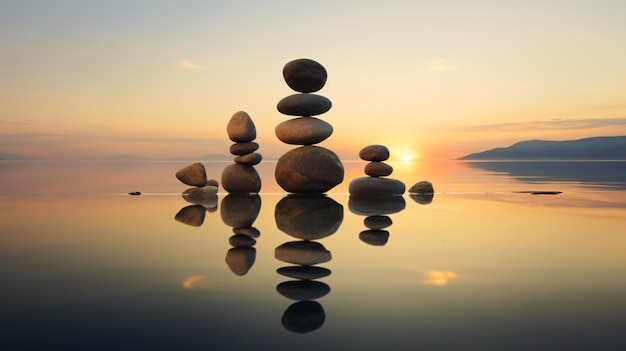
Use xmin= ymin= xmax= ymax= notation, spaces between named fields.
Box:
xmin=283 ymin=59 xmax=327 ymax=93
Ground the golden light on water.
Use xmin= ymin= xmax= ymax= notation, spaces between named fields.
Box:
xmin=424 ymin=270 xmax=459 ymax=286
xmin=182 ymin=274 xmax=208 ymax=290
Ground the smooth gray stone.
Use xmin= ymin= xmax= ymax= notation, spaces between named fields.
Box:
xmin=182 ymin=186 xmax=218 ymax=209
xmin=276 ymin=280 xmax=330 ymax=301
xmin=175 ymin=162 xmax=207 ymax=186
xmin=282 ymin=58 xmax=327 ymax=93
xmin=364 ymin=161 xmax=393 ymax=177
xmin=227 ymin=111 xmax=256 ymax=142
xmin=275 ymin=241 xmax=332 ymax=266
xmin=275 ymin=195 xmax=343 ymax=240
xmin=174 ymin=205 xmax=206 ymax=227
xmin=364 ymin=215 xmax=392 ymax=229
xmin=348 ymin=177 xmax=405 ymax=197
xmin=220 ymin=194 xmax=261 ymax=228
xmin=348 ymin=195 xmax=406 ymax=216
xmin=277 ymin=266 xmax=332 ymax=280
xmin=282 ymin=301 xmax=325 ymax=334
xmin=275 ymin=146 xmax=344 ymax=193
xmin=221 ymin=163 xmax=261 ymax=194
xmin=229 ymin=234 xmax=257 ymax=247
xmin=234 ymin=152 xmax=262 ymax=165
xmin=408 ymin=180 xmax=435 ymax=194
xmin=233 ymin=226 xmax=261 ymax=238
xmin=359 ymin=229 xmax=390 ymax=246
xmin=277 ymin=93 xmax=332 ymax=116
xmin=229 ymin=142 xmax=259 ymax=156
xmin=225 ymin=247 xmax=256 ymax=276
xmin=275 ymin=117 xmax=333 ymax=145
xmin=359 ymin=145 xmax=390 ymax=161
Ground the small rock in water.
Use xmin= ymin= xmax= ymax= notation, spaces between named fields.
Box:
xmin=283 ymin=58 xmax=328 ymax=93
xmin=176 ymin=162 xmax=208 ymax=187
xmin=408 ymin=180 xmax=434 ymax=194
xmin=359 ymin=145 xmax=390 ymax=162
xmin=128 ymin=191 xmax=141 ymax=196
xmin=348 ymin=177 xmax=405 ymax=197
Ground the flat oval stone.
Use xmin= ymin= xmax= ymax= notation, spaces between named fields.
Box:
xmin=283 ymin=58 xmax=327 ymax=93
xmin=221 ymin=163 xmax=261 ymax=194
xmin=176 ymin=162 xmax=207 ymax=186
xmin=229 ymin=234 xmax=257 ymax=247
xmin=359 ymin=145 xmax=390 ymax=161
xmin=230 ymin=142 xmax=259 ymax=156
xmin=276 ymin=280 xmax=330 ymax=301
xmin=275 ymin=146 xmax=344 ymax=193
xmin=408 ymin=180 xmax=435 ymax=194
xmin=277 ymin=94 xmax=332 ymax=116
xmin=349 ymin=177 xmax=405 ymax=197
xmin=225 ymin=247 xmax=256 ymax=276
xmin=227 ymin=111 xmax=256 ymax=142
xmin=282 ymin=300 xmax=325 ymax=333
xmin=275 ymin=195 xmax=343 ymax=240
xmin=275 ymin=117 xmax=333 ymax=145
xmin=359 ymin=229 xmax=390 ymax=246
xmin=174 ymin=205 xmax=206 ymax=227
xmin=220 ymin=194 xmax=261 ymax=228
xmin=364 ymin=161 xmax=393 ymax=177
xmin=182 ymin=186 xmax=218 ymax=209
xmin=348 ymin=195 xmax=406 ymax=216
xmin=233 ymin=226 xmax=261 ymax=238
xmin=277 ymin=266 xmax=332 ymax=280
xmin=234 ymin=152 xmax=262 ymax=165
xmin=364 ymin=215 xmax=392 ymax=229
xmin=275 ymin=241 xmax=332 ymax=266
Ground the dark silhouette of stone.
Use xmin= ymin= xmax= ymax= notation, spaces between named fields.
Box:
xmin=275 ymin=146 xmax=343 ymax=193
xmin=220 ymin=194 xmax=261 ymax=228
xmin=233 ymin=226 xmax=261 ymax=238
xmin=206 ymin=179 xmax=219 ymax=187
xmin=234 ymin=152 xmax=262 ymax=166
xmin=229 ymin=142 xmax=259 ymax=155
xmin=349 ymin=177 xmax=405 ymax=197
xmin=174 ymin=205 xmax=206 ymax=227
xmin=359 ymin=229 xmax=390 ymax=246
xmin=275 ymin=241 xmax=332 ymax=266
xmin=277 ymin=94 xmax=332 ymax=116
xmin=221 ymin=164 xmax=261 ymax=194
xmin=283 ymin=58 xmax=327 ymax=93
xmin=277 ymin=266 xmax=331 ymax=280
xmin=359 ymin=145 xmax=390 ymax=161
xmin=225 ymin=247 xmax=256 ymax=276
xmin=229 ymin=234 xmax=257 ymax=247
xmin=275 ymin=195 xmax=343 ymax=240
xmin=409 ymin=180 xmax=434 ymax=194
xmin=410 ymin=194 xmax=434 ymax=205
xmin=182 ymin=186 xmax=218 ymax=209
xmin=348 ymin=195 xmax=406 ymax=216
xmin=281 ymin=300 xmax=325 ymax=333
xmin=364 ymin=162 xmax=393 ymax=177
xmin=276 ymin=280 xmax=330 ymax=301
xmin=175 ymin=162 xmax=207 ymax=186
xmin=364 ymin=215 xmax=392 ymax=230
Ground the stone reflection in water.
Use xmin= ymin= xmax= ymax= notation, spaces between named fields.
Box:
xmin=175 ymin=186 xmax=219 ymax=226
xmin=221 ymin=194 xmax=262 ymax=276
xmin=174 ymin=205 xmax=207 ymax=227
xmin=274 ymin=195 xmax=341 ymax=333
xmin=349 ymin=195 xmax=406 ymax=246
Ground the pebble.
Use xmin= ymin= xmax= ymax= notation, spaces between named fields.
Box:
xmin=364 ymin=162 xmax=393 ymax=177
xmin=234 ymin=152 xmax=262 ymax=165
xmin=276 ymin=280 xmax=330 ymax=301
xmin=277 ymin=93 xmax=332 ymax=116
xmin=282 ymin=300 xmax=325 ymax=333
xmin=282 ymin=58 xmax=328 ymax=93
xmin=229 ymin=142 xmax=259 ymax=156
xmin=359 ymin=229 xmax=390 ymax=246
xmin=275 ymin=146 xmax=344 ymax=193
xmin=348 ymin=195 xmax=406 ymax=216
xmin=275 ymin=195 xmax=343 ymax=240
xmin=275 ymin=117 xmax=333 ymax=145
xmin=364 ymin=215 xmax=393 ymax=230
xmin=221 ymin=164 xmax=262 ymax=194
xmin=233 ymin=226 xmax=261 ymax=238
xmin=182 ymin=186 xmax=218 ymax=208
xmin=175 ymin=162 xmax=207 ymax=187
xmin=359 ymin=145 xmax=390 ymax=161
xmin=275 ymin=241 xmax=332 ymax=265
xmin=229 ymin=234 xmax=257 ymax=247
xmin=220 ymin=194 xmax=261 ymax=228
xmin=174 ymin=205 xmax=206 ymax=227
xmin=348 ymin=177 xmax=405 ymax=197
xmin=225 ymin=247 xmax=256 ymax=276
xmin=227 ymin=111 xmax=256 ymax=142
xmin=277 ymin=266 xmax=332 ymax=280
xmin=408 ymin=180 xmax=434 ymax=194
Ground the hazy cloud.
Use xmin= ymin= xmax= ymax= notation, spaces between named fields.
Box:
xmin=452 ymin=117 xmax=626 ymax=132
xmin=179 ymin=59 xmax=205 ymax=70
xmin=422 ymin=58 xmax=459 ymax=72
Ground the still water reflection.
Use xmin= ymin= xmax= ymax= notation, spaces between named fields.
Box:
xmin=1 ymin=160 xmax=625 ymax=350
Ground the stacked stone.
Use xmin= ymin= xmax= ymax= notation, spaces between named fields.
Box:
xmin=174 ymin=163 xmax=219 ymax=226
xmin=275 ymin=58 xmax=344 ymax=193
xmin=221 ymin=194 xmax=261 ymax=276
xmin=221 ymin=111 xmax=262 ymax=194
xmin=348 ymin=145 xmax=405 ymax=197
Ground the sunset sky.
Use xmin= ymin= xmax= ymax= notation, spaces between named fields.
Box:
xmin=1 ymin=0 xmax=625 ymax=160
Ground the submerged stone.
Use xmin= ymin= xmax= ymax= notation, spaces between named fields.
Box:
xmin=275 ymin=195 xmax=343 ymax=240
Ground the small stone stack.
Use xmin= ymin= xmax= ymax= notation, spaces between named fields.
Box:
xmin=221 ymin=111 xmax=262 ymax=194
xmin=175 ymin=163 xmax=219 ymax=226
xmin=349 ymin=145 xmax=405 ymax=197
xmin=275 ymin=58 xmax=344 ymax=193
xmin=221 ymin=194 xmax=262 ymax=276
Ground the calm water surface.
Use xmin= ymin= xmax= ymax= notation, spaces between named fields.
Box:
xmin=1 ymin=160 xmax=625 ymax=350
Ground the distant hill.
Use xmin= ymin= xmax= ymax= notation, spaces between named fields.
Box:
xmin=458 ymin=136 xmax=626 ymax=160
xmin=168 ymin=154 xmax=232 ymax=161
xmin=0 ymin=152 xmax=33 ymax=160
xmin=99 ymin=154 xmax=153 ymax=161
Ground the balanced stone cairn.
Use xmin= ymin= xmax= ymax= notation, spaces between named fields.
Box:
xmin=348 ymin=145 xmax=405 ymax=197
xmin=175 ymin=163 xmax=219 ymax=226
xmin=221 ymin=111 xmax=262 ymax=194
xmin=275 ymin=58 xmax=344 ymax=193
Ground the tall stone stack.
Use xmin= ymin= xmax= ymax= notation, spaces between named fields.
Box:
xmin=349 ymin=145 xmax=405 ymax=197
xmin=221 ymin=111 xmax=262 ymax=194
xmin=275 ymin=58 xmax=344 ymax=193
